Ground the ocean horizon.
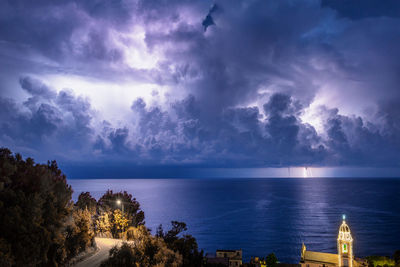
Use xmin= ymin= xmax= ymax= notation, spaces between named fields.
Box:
xmin=68 ymin=177 xmax=400 ymax=263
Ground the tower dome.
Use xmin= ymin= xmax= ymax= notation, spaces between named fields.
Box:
xmin=337 ymin=215 xmax=354 ymax=267
xmin=338 ymin=220 xmax=353 ymax=241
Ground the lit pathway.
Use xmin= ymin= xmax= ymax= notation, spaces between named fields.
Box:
xmin=74 ymin=237 xmax=123 ymax=267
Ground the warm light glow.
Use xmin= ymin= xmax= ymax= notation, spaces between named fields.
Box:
xmin=117 ymin=200 xmax=121 ymax=205
xmin=338 ymin=216 xmax=353 ymax=267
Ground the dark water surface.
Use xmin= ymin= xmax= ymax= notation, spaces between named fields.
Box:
xmin=68 ymin=178 xmax=400 ymax=262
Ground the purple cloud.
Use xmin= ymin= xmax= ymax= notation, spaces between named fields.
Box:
xmin=0 ymin=0 xmax=400 ymax=176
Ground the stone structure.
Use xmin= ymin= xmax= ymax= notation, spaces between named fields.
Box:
xmin=337 ymin=215 xmax=353 ymax=267
xmin=300 ymin=215 xmax=367 ymax=267
xmin=206 ymin=249 xmax=242 ymax=266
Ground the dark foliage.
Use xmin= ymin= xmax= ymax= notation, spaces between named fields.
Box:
xmin=98 ymin=190 xmax=145 ymax=228
xmin=157 ymin=221 xmax=204 ymax=267
xmin=266 ymin=253 xmax=278 ymax=267
xmin=0 ymin=148 xmax=95 ymax=266
xmin=65 ymin=208 xmax=95 ymax=257
xmin=76 ymin=191 xmax=97 ymax=214
xmin=366 ymin=255 xmax=396 ymax=267
xmin=394 ymin=250 xmax=400 ymax=267
xmin=204 ymin=264 xmax=227 ymax=267
xmin=101 ymin=243 xmax=138 ymax=266
xmin=0 ymin=148 xmax=72 ymax=265
xmin=101 ymin=226 xmax=182 ymax=267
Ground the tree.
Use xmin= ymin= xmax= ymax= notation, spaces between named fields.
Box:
xmin=394 ymin=250 xmax=400 ymax=267
xmin=112 ymin=209 xmax=129 ymax=238
xmin=98 ymin=190 xmax=145 ymax=227
xmin=96 ymin=211 xmax=112 ymax=238
xmin=0 ymin=148 xmax=73 ymax=265
xmin=366 ymin=256 xmax=395 ymax=267
xmin=0 ymin=148 xmax=98 ymax=265
xmin=123 ymin=226 xmax=137 ymax=241
xmin=157 ymin=221 xmax=204 ymax=267
xmin=266 ymin=253 xmax=278 ymax=267
xmin=0 ymin=238 xmax=13 ymax=267
xmin=76 ymin=192 xmax=97 ymax=215
xmin=101 ymin=225 xmax=182 ymax=267
xmin=65 ymin=208 xmax=95 ymax=257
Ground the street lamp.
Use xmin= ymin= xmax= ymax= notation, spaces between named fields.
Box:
xmin=116 ymin=199 xmax=124 ymax=213
xmin=116 ymin=199 xmax=125 ymax=234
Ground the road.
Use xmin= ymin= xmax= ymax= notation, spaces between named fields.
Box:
xmin=74 ymin=238 xmax=123 ymax=267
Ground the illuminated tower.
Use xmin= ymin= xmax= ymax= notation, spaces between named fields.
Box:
xmin=337 ymin=215 xmax=353 ymax=267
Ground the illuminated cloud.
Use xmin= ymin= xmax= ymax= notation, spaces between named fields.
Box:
xmin=0 ymin=0 xmax=400 ymax=176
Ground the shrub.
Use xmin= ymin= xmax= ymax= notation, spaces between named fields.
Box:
xmin=366 ymin=256 xmax=395 ymax=267
xmin=157 ymin=221 xmax=204 ymax=267
xmin=65 ymin=208 xmax=95 ymax=257
xmin=266 ymin=253 xmax=278 ymax=267
xmin=101 ymin=225 xmax=182 ymax=267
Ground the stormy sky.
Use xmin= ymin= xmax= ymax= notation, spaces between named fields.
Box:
xmin=1 ymin=0 xmax=400 ymax=177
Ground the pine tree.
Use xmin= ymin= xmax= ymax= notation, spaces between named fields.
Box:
xmin=96 ymin=211 xmax=112 ymax=238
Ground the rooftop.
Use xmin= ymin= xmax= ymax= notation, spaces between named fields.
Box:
xmin=303 ymin=251 xmax=338 ymax=265
xmin=216 ymin=249 xmax=242 ymax=252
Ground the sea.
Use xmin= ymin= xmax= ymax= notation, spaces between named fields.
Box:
xmin=68 ymin=178 xmax=400 ymax=263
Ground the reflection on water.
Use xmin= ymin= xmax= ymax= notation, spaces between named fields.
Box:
xmin=68 ymin=178 xmax=400 ymax=262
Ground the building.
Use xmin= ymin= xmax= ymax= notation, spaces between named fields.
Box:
xmin=206 ymin=249 xmax=242 ymax=266
xmin=300 ymin=215 xmax=367 ymax=267
xmin=205 ymin=252 xmax=229 ymax=266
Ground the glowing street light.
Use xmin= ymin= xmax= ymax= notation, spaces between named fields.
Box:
xmin=116 ymin=199 xmax=124 ymax=213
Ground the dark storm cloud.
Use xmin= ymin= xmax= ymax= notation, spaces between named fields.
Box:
xmin=1 ymin=0 xmax=400 ymax=172
xmin=0 ymin=1 xmax=83 ymax=59
xmin=322 ymin=0 xmax=400 ymax=19
xmin=20 ymin=77 xmax=57 ymax=100
xmin=202 ymin=4 xmax=219 ymax=31
xmin=0 ymin=0 xmax=133 ymax=84
xmin=2 ymin=76 xmax=400 ymax=169
xmin=378 ymin=101 xmax=400 ymax=143
xmin=87 ymin=93 xmax=328 ymax=167
xmin=0 ymin=77 xmax=63 ymax=145
xmin=144 ymin=0 xmax=336 ymax=117
xmin=76 ymin=30 xmax=123 ymax=62
xmin=265 ymin=99 xmax=300 ymax=155
xmin=321 ymin=107 xmax=400 ymax=166
xmin=107 ymin=127 xmax=131 ymax=153
xmin=0 ymin=76 xmax=95 ymax=161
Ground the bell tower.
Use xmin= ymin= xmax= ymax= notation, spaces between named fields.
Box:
xmin=337 ymin=215 xmax=353 ymax=267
